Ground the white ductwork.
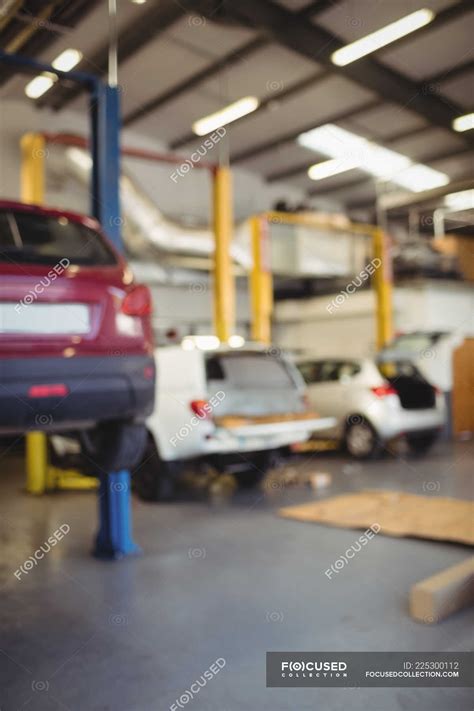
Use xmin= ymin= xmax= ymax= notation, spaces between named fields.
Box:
xmin=65 ymin=147 xmax=252 ymax=268
xmin=64 ymin=145 xmax=367 ymax=278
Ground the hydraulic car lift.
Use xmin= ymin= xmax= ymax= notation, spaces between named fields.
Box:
xmin=0 ymin=49 xmax=139 ymax=559
xmin=249 ymin=211 xmax=393 ymax=349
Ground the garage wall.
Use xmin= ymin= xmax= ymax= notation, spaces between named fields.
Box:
xmin=274 ymin=281 xmax=474 ymax=358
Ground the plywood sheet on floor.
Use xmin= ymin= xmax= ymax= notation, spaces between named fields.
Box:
xmin=279 ymin=490 xmax=474 ymax=545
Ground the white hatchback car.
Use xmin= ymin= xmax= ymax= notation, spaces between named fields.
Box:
xmin=133 ymin=345 xmax=335 ymax=500
xmin=296 ymin=357 xmax=445 ymax=458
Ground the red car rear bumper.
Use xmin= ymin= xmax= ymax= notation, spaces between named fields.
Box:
xmin=0 ymin=354 xmax=155 ymax=434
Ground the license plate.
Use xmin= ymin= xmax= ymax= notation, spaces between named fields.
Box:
xmin=0 ymin=303 xmax=91 ymax=334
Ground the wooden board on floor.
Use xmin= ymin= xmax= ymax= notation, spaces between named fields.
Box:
xmin=279 ymin=490 xmax=474 ymax=546
xmin=410 ymin=557 xmax=474 ymax=623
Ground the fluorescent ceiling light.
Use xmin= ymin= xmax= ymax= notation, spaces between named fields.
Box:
xmin=25 ymin=73 xmax=57 ymax=99
xmin=300 ymin=123 xmax=449 ymax=192
xmin=445 ymin=189 xmax=474 ymax=211
xmin=308 ymin=157 xmax=359 ymax=180
xmin=393 ymin=164 xmax=449 ymax=192
xmin=452 ymin=112 xmax=474 ymax=132
xmin=331 ymin=8 xmax=434 ymax=66
xmin=131 ymin=0 xmax=147 ymax=4
xmin=192 ymin=96 xmax=259 ymax=136
xmin=52 ymin=48 xmax=83 ymax=72
xmin=300 ymin=124 xmax=410 ymax=178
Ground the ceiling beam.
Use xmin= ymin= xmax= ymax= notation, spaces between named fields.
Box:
xmin=202 ymin=0 xmax=473 ymax=146
xmin=123 ymin=0 xmax=342 ymax=128
xmin=37 ymin=0 xmax=185 ymax=110
xmin=426 ymin=56 xmax=474 ymax=86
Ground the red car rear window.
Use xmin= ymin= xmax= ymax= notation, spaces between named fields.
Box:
xmin=0 ymin=210 xmax=117 ymax=267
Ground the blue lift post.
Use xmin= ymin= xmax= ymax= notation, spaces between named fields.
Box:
xmin=1 ymin=50 xmax=140 ymax=559
xmin=89 ymin=81 xmax=140 ymax=558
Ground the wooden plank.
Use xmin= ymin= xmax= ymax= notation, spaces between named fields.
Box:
xmin=410 ymin=557 xmax=474 ymax=624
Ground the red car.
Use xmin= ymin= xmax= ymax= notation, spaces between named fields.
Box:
xmin=0 ymin=200 xmax=155 ymax=470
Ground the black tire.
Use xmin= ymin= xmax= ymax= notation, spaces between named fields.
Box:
xmin=344 ymin=417 xmax=381 ymax=459
xmin=234 ymin=451 xmax=271 ymax=488
xmin=80 ymin=421 xmax=147 ymax=472
xmin=132 ymin=438 xmax=179 ymax=502
xmin=406 ymin=432 xmax=438 ymax=457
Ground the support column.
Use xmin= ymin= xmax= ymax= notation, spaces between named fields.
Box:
xmin=373 ymin=227 xmax=393 ymax=350
xmin=89 ymin=82 xmax=140 ymax=558
xmin=250 ymin=215 xmax=273 ymax=345
xmin=212 ymin=166 xmax=235 ymax=342
xmin=90 ymin=83 xmax=123 ymax=250
xmin=21 ymin=132 xmax=48 ymax=495
xmin=20 ymin=133 xmax=45 ymax=204
xmin=93 ymin=471 xmax=140 ymax=559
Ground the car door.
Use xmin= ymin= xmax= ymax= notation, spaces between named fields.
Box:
xmin=299 ymin=360 xmax=346 ymax=435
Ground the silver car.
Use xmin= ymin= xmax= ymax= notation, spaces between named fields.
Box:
xmin=296 ymin=357 xmax=445 ymax=458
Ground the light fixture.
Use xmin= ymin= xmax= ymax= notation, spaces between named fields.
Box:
xmin=192 ymin=96 xmax=260 ymax=136
xmin=308 ymin=157 xmax=359 ymax=181
xmin=445 ymin=189 xmax=474 ymax=211
xmin=25 ymin=48 xmax=82 ymax=100
xmin=228 ymin=335 xmax=245 ymax=348
xmin=392 ymin=164 xmax=449 ymax=192
xmin=25 ymin=73 xmax=57 ymax=99
xmin=52 ymin=48 xmax=83 ymax=72
xmin=131 ymin=0 xmax=147 ymax=4
xmin=452 ymin=112 xmax=474 ymax=132
xmin=331 ymin=8 xmax=435 ymax=66
xmin=300 ymin=123 xmax=449 ymax=192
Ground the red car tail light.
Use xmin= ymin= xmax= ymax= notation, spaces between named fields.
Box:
xmin=190 ymin=400 xmax=211 ymax=418
xmin=121 ymin=285 xmax=152 ymax=317
xmin=28 ymin=384 xmax=69 ymax=398
xmin=371 ymin=385 xmax=398 ymax=398
xmin=143 ymin=365 xmax=155 ymax=380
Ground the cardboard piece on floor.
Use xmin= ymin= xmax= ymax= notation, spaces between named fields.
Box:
xmin=410 ymin=557 xmax=474 ymax=623
xmin=278 ymin=490 xmax=474 ymax=546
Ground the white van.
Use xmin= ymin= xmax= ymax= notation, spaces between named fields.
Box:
xmin=133 ymin=345 xmax=334 ymax=500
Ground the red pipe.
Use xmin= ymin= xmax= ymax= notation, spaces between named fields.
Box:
xmin=41 ymin=132 xmax=217 ymax=171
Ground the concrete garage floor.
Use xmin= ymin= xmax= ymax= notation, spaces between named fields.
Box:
xmin=0 ymin=441 xmax=472 ymax=711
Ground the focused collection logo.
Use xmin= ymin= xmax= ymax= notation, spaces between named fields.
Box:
xmin=281 ymin=660 xmax=348 ymax=678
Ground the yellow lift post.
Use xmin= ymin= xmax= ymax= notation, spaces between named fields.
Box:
xmin=212 ymin=165 xmax=235 ymax=342
xmin=373 ymin=227 xmax=393 ymax=349
xmin=249 ymin=215 xmax=273 ymax=345
xmin=248 ymin=211 xmax=393 ymax=350
xmin=20 ymin=132 xmax=98 ymax=493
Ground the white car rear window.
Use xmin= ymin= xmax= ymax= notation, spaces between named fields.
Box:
xmin=206 ymin=354 xmax=295 ymax=389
